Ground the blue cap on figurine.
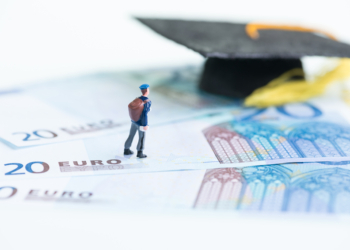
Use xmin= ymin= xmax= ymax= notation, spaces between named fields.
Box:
xmin=139 ymin=84 xmax=149 ymax=90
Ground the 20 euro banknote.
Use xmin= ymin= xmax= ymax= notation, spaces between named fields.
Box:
xmin=1 ymin=162 xmax=350 ymax=214
xmin=0 ymin=66 xmax=240 ymax=147
xmin=1 ymin=98 xmax=350 ymax=180
xmin=0 ymin=169 xmax=204 ymax=211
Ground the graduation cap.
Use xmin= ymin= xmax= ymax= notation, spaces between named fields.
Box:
xmin=136 ymin=18 xmax=350 ymax=98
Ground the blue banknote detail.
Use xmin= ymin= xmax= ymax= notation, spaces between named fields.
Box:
xmin=194 ymin=165 xmax=350 ymax=213
xmin=239 ymin=165 xmax=291 ymax=211
xmin=287 ymin=122 xmax=350 ymax=157
xmin=275 ymin=104 xmax=323 ymax=119
xmin=122 ymin=65 xmax=242 ymax=109
xmin=154 ymin=69 xmax=242 ymax=109
xmin=203 ymin=120 xmax=350 ymax=163
xmin=288 ymin=168 xmax=350 ymax=213
xmin=237 ymin=103 xmax=323 ymax=122
xmin=319 ymin=161 xmax=350 ymax=165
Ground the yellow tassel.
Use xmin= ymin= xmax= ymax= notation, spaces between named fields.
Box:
xmin=244 ymin=58 xmax=350 ymax=108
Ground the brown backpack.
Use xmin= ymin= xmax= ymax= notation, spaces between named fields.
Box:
xmin=128 ymin=98 xmax=149 ymax=122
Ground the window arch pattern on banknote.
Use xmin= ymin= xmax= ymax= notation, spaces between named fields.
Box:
xmin=194 ymin=165 xmax=292 ymax=211
xmin=231 ymin=122 xmax=300 ymax=160
xmin=203 ymin=122 xmax=299 ymax=163
xmin=287 ymin=168 xmax=350 ymax=213
xmin=203 ymin=125 xmax=258 ymax=163
xmin=203 ymin=121 xmax=350 ymax=164
xmin=288 ymin=122 xmax=350 ymax=158
xmin=193 ymin=168 xmax=244 ymax=209
xmin=194 ymin=166 xmax=350 ymax=213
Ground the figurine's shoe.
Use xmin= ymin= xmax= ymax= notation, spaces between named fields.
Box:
xmin=137 ymin=151 xmax=147 ymax=158
xmin=124 ymin=149 xmax=134 ymax=155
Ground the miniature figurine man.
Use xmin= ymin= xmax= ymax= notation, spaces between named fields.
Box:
xmin=124 ymin=84 xmax=151 ymax=158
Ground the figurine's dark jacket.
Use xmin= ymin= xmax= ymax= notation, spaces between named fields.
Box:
xmin=132 ymin=96 xmax=151 ymax=126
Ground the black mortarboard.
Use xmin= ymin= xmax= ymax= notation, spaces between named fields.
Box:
xmin=136 ymin=18 xmax=350 ymax=98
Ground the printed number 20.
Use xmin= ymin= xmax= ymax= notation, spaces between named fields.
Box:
xmin=241 ymin=103 xmax=322 ymax=121
xmin=5 ymin=162 xmax=50 ymax=175
xmin=13 ymin=130 xmax=58 ymax=141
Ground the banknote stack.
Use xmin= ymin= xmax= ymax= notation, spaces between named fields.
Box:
xmin=1 ymin=64 xmax=350 ymax=214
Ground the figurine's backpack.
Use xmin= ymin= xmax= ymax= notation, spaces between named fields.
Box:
xmin=128 ymin=98 xmax=149 ymax=122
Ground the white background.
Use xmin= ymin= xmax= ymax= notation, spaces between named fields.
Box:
xmin=1 ymin=0 xmax=350 ymax=89
xmin=1 ymin=0 xmax=350 ymax=249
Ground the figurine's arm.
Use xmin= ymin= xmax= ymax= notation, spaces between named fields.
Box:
xmin=140 ymin=101 xmax=151 ymax=127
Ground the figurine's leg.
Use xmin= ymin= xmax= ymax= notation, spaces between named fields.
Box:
xmin=124 ymin=123 xmax=137 ymax=150
xmin=136 ymin=129 xmax=146 ymax=151
xmin=136 ymin=128 xmax=147 ymax=158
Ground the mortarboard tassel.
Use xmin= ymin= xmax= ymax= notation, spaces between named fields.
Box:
xmin=244 ymin=58 xmax=350 ymax=108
